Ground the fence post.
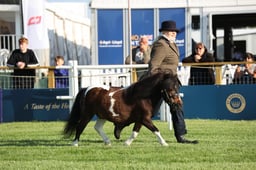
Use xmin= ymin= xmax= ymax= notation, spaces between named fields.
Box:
xmin=215 ymin=66 xmax=222 ymax=85
xmin=47 ymin=68 xmax=55 ymax=88
xmin=68 ymin=60 xmax=79 ymax=111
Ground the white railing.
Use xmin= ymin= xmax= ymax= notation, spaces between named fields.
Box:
xmin=67 ymin=61 xmax=227 ymax=97
xmin=56 ymin=61 xmax=242 ymax=123
xmin=0 ymin=34 xmax=18 ymax=54
xmin=59 ymin=61 xmax=173 ymax=123
xmin=56 ymin=61 xmax=149 ymax=112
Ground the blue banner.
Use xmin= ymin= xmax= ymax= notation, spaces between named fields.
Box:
xmin=131 ymin=9 xmax=154 ymax=47
xmin=2 ymin=89 xmax=69 ymax=122
xmin=181 ymin=85 xmax=256 ymax=120
xmin=98 ymin=9 xmax=123 ymax=64
xmin=0 ymin=89 xmax=2 ymax=123
xmin=2 ymin=85 xmax=255 ymax=122
xmin=159 ymin=8 xmax=186 ymax=61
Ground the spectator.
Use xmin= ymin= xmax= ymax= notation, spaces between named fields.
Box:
xmin=7 ymin=37 xmax=39 ymax=89
xmin=253 ymin=68 xmax=256 ymax=83
xmin=54 ymin=55 xmax=69 ymax=88
xmin=125 ymin=36 xmax=151 ymax=80
xmin=233 ymin=52 xmax=256 ymax=84
xmin=182 ymin=42 xmax=215 ymax=85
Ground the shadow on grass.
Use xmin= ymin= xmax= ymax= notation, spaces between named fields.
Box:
xmin=0 ymin=139 xmax=105 ymax=147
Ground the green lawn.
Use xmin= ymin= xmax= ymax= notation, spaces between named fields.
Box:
xmin=0 ymin=120 xmax=255 ymax=170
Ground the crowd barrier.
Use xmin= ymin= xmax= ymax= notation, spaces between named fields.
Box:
xmin=0 ymin=61 xmax=256 ymax=122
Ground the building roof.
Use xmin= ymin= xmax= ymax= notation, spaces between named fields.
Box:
xmin=90 ymin=0 xmax=256 ymax=9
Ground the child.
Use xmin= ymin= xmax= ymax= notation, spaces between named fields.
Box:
xmin=54 ymin=56 xmax=69 ymax=88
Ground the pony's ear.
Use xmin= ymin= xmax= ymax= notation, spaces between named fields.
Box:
xmin=161 ymin=73 xmax=181 ymax=91
xmin=162 ymin=78 xmax=172 ymax=90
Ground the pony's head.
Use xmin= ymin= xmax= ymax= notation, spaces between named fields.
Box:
xmin=160 ymin=72 xmax=182 ymax=107
xmin=124 ymin=71 xmax=180 ymax=104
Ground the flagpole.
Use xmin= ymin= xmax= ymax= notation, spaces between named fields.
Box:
xmin=20 ymin=0 xmax=24 ymax=34
xmin=128 ymin=0 xmax=133 ymax=82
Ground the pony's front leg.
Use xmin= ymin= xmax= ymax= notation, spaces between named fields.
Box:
xmin=143 ymin=120 xmax=168 ymax=146
xmin=124 ymin=123 xmax=142 ymax=146
xmin=94 ymin=119 xmax=111 ymax=146
xmin=154 ymin=131 xmax=168 ymax=146
xmin=125 ymin=131 xmax=139 ymax=146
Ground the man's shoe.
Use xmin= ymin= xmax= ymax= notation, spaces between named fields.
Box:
xmin=177 ymin=136 xmax=199 ymax=144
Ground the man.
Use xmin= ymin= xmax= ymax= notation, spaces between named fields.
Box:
xmin=7 ymin=37 xmax=39 ymax=89
xmin=148 ymin=20 xmax=198 ymax=144
xmin=125 ymin=36 xmax=151 ymax=80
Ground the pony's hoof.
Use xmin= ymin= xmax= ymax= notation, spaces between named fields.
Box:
xmin=124 ymin=141 xmax=132 ymax=146
xmin=72 ymin=140 xmax=79 ymax=147
xmin=161 ymin=142 xmax=169 ymax=146
xmin=72 ymin=142 xmax=79 ymax=147
xmin=104 ymin=142 xmax=112 ymax=146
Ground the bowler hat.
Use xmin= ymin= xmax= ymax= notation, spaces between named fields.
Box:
xmin=159 ymin=20 xmax=180 ymax=33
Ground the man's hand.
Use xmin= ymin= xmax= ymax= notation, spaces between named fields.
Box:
xmin=194 ymin=54 xmax=201 ymax=62
xmin=17 ymin=61 xmax=25 ymax=69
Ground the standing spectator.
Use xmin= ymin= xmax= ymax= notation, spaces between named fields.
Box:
xmin=148 ymin=20 xmax=198 ymax=144
xmin=125 ymin=36 xmax=151 ymax=80
xmin=182 ymin=42 xmax=215 ymax=85
xmin=7 ymin=37 xmax=39 ymax=89
xmin=233 ymin=52 xmax=256 ymax=84
xmin=54 ymin=55 xmax=69 ymax=88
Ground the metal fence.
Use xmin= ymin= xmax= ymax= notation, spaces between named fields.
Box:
xmin=1 ymin=61 xmax=256 ymax=90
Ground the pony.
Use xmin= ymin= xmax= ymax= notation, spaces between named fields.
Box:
xmin=63 ymin=71 xmax=180 ymax=146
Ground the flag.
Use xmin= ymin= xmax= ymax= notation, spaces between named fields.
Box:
xmin=22 ymin=0 xmax=49 ymax=49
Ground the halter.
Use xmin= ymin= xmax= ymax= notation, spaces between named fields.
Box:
xmin=160 ymin=76 xmax=182 ymax=108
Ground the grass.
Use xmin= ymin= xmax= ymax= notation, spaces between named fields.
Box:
xmin=0 ymin=120 xmax=256 ymax=170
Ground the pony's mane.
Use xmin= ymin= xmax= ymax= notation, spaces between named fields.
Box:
xmin=124 ymin=72 xmax=166 ymax=100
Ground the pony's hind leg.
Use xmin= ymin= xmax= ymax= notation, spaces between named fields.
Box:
xmin=94 ymin=119 xmax=111 ymax=146
xmin=73 ymin=119 xmax=91 ymax=146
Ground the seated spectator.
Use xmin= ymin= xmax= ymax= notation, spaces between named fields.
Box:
xmin=125 ymin=36 xmax=151 ymax=80
xmin=54 ymin=56 xmax=69 ymax=88
xmin=233 ymin=52 xmax=256 ymax=84
xmin=182 ymin=42 xmax=215 ymax=85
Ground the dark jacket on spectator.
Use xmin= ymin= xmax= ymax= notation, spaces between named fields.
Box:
xmin=182 ymin=48 xmax=215 ymax=85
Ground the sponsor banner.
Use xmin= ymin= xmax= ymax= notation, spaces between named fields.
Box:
xmin=98 ymin=9 xmax=123 ymax=64
xmin=2 ymin=85 xmax=255 ymax=122
xmin=131 ymin=9 xmax=154 ymax=47
xmin=181 ymin=85 xmax=256 ymax=120
xmin=98 ymin=9 xmax=155 ymax=65
xmin=2 ymin=89 xmax=69 ymax=122
xmin=22 ymin=0 xmax=49 ymax=49
xmin=97 ymin=8 xmax=185 ymax=64
xmin=0 ymin=89 xmax=2 ymax=123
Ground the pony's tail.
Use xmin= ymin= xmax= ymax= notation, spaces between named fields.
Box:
xmin=63 ymin=88 xmax=87 ymax=138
